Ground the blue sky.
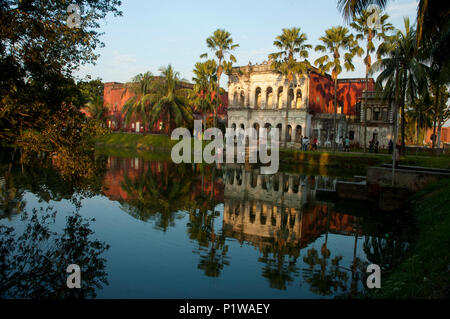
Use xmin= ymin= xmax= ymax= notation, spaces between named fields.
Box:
xmin=76 ymin=0 xmax=419 ymax=85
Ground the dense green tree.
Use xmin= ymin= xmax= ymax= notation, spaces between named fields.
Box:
xmin=146 ymin=65 xmax=193 ymax=135
xmin=121 ymin=72 xmax=154 ymax=131
xmin=190 ymin=60 xmax=219 ymax=130
xmin=372 ymin=18 xmax=428 ymax=151
xmin=0 ymin=0 xmax=121 ymax=148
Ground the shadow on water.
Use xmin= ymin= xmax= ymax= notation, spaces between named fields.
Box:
xmin=0 ymin=153 xmax=414 ymax=298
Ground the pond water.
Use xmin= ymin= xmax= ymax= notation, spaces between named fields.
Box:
xmin=0 ymin=154 xmax=413 ymax=298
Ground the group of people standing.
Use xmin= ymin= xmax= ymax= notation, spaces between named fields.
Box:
xmin=299 ymin=136 xmax=318 ymax=151
xmin=298 ymin=135 xmax=352 ymax=152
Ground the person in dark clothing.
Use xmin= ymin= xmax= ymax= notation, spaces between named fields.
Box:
xmin=388 ymin=139 xmax=394 ymax=154
xmin=369 ymin=139 xmax=374 ymax=153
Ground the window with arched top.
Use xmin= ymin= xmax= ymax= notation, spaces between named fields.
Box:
xmin=233 ymin=91 xmax=238 ymax=106
xmin=255 ymin=87 xmax=262 ymax=108
xmin=296 ymin=89 xmax=302 ymax=108
xmin=277 ymin=87 xmax=283 ymax=109
xmin=287 ymin=125 xmax=292 ymax=142
xmin=374 ymin=108 xmax=380 ymax=121
xmin=288 ymin=89 xmax=294 ymax=109
xmin=366 ymin=108 xmax=372 ymax=121
xmin=240 ymin=91 xmax=245 ymax=107
xmin=382 ymin=108 xmax=388 ymax=121
xmin=266 ymin=87 xmax=273 ymax=109
xmin=295 ymin=125 xmax=302 ymax=142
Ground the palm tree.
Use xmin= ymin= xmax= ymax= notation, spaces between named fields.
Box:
xmin=337 ymin=0 xmax=389 ymax=22
xmin=314 ymin=26 xmax=362 ymax=150
xmin=407 ymin=92 xmax=433 ymax=146
xmin=419 ymin=21 xmax=450 ymax=148
xmin=372 ymin=18 xmax=428 ymax=151
xmin=337 ymin=0 xmax=448 ymax=45
xmin=121 ymin=71 xmax=154 ymax=132
xmin=83 ymin=95 xmax=109 ymax=125
xmin=351 ymin=10 xmax=393 ymax=152
xmin=146 ymin=65 xmax=193 ymax=135
xmin=416 ymin=1 xmax=450 ymax=45
xmin=190 ymin=60 xmax=218 ymax=130
xmin=268 ymin=27 xmax=312 ymax=148
xmin=201 ymin=29 xmax=239 ymax=127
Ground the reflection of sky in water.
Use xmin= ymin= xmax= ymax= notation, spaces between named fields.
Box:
xmin=0 ymin=157 xmax=411 ymax=298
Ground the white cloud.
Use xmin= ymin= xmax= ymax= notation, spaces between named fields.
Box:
xmin=385 ymin=0 xmax=418 ymax=18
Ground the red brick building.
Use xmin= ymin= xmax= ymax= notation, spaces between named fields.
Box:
xmin=103 ymin=81 xmax=228 ymax=133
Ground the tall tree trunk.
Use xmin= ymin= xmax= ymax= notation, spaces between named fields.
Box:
xmin=437 ymin=92 xmax=443 ymax=150
xmin=392 ymin=61 xmax=400 ymax=186
xmin=167 ymin=112 xmax=171 ymax=136
xmin=215 ymin=58 xmax=222 ymax=129
xmin=284 ymin=81 xmax=291 ymax=148
xmin=432 ymin=78 xmax=440 ymax=148
xmin=334 ymin=77 xmax=338 ymax=152
xmin=363 ymin=37 xmax=370 ymax=153
xmin=401 ymin=72 xmax=406 ymax=154
xmin=416 ymin=119 xmax=420 ymax=155
xmin=417 ymin=120 xmax=420 ymax=146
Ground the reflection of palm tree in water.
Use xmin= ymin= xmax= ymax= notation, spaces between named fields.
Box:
xmin=119 ymin=163 xmax=196 ymax=231
xmin=198 ymin=166 xmax=231 ymax=277
xmin=259 ymin=243 xmax=300 ymax=290
xmin=302 ymin=204 xmax=350 ymax=296
xmin=188 ymin=167 xmax=230 ymax=277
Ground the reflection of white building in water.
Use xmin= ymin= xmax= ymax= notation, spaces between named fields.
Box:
xmin=222 ymin=166 xmax=338 ymax=247
xmin=227 ymin=61 xmax=395 ymax=148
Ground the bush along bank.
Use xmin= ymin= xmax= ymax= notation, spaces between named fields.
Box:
xmin=366 ymin=178 xmax=450 ymax=298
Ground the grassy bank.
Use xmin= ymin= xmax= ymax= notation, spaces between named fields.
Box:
xmin=95 ymin=132 xmax=450 ymax=170
xmin=369 ymin=178 xmax=450 ymax=298
xmin=95 ymin=133 xmax=178 ymax=151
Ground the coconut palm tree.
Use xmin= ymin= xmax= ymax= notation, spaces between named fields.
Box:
xmin=351 ymin=10 xmax=394 ymax=152
xmin=372 ymin=18 xmax=428 ymax=151
xmin=201 ymin=29 xmax=239 ymax=127
xmin=121 ymin=71 xmax=154 ymax=132
xmin=83 ymin=95 xmax=109 ymax=125
xmin=189 ymin=60 xmax=219 ymax=130
xmin=407 ymin=92 xmax=433 ymax=146
xmin=314 ymin=26 xmax=362 ymax=150
xmin=146 ymin=65 xmax=193 ymax=135
xmin=419 ymin=21 xmax=450 ymax=148
xmin=268 ymin=27 xmax=312 ymax=148
xmin=337 ymin=0 xmax=448 ymax=44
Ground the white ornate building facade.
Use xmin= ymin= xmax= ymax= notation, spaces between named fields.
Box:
xmin=227 ymin=61 xmax=395 ymax=149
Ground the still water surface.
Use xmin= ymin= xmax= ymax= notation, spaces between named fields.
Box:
xmin=0 ymin=155 xmax=412 ymax=298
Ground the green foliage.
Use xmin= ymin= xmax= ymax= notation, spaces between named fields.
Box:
xmin=121 ymin=71 xmax=154 ymax=128
xmin=14 ymin=105 xmax=108 ymax=181
xmin=368 ymin=178 xmax=450 ymax=298
xmin=0 ymin=0 xmax=121 ymax=149
xmin=314 ymin=26 xmax=362 ymax=80
xmin=201 ymin=29 xmax=239 ymax=126
xmin=190 ymin=60 xmax=219 ymax=128
xmin=269 ymin=27 xmax=312 ymax=82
